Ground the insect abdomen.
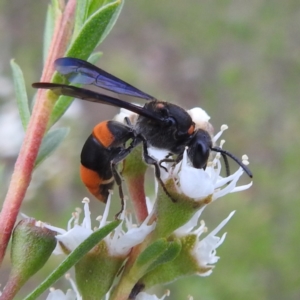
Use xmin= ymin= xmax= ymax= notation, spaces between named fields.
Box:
xmin=80 ymin=121 xmax=116 ymax=203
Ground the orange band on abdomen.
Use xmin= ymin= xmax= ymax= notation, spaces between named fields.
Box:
xmin=92 ymin=121 xmax=115 ymax=148
xmin=80 ymin=164 xmax=113 ymax=203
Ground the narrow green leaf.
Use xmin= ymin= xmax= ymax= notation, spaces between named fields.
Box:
xmin=43 ymin=4 xmax=54 ymax=62
xmin=136 ymin=239 xmax=168 ymax=267
xmin=88 ymin=51 xmax=103 ymax=64
xmin=24 ymin=220 xmax=121 ymax=300
xmin=43 ymin=0 xmax=62 ymax=62
xmin=48 ymin=95 xmax=73 ymax=127
xmin=35 ymin=127 xmax=69 ymax=168
xmin=48 ymin=0 xmax=123 ymax=128
xmin=10 ymin=60 xmax=30 ymax=130
xmin=146 ymin=239 xmax=182 ymax=273
xmin=65 ymin=0 xmax=122 ymax=60
xmin=95 ymin=0 xmax=124 ymax=47
xmin=87 ymin=0 xmax=110 ymax=17
xmin=73 ymin=0 xmax=90 ymax=38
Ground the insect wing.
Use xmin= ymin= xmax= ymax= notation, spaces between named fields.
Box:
xmin=32 ymin=82 xmax=164 ymax=122
xmin=55 ymin=57 xmax=154 ymax=100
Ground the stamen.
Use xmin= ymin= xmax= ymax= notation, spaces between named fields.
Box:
xmin=162 ymin=290 xmax=170 ymax=298
xmin=75 ymin=207 xmax=82 ymax=213
xmin=242 ymin=154 xmax=249 ymax=160
xmin=242 ymin=155 xmax=250 ymax=166
xmin=242 ymin=159 xmax=249 ymax=165
xmin=82 ymin=199 xmax=91 ymax=229
xmin=221 ymin=124 xmax=228 ymax=131
xmin=100 ymin=193 xmax=111 ymax=228
xmin=213 ymin=124 xmax=228 ymax=143
xmin=65 ymin=273 xmax=82 ymax=300
xmin=194 ymin=220 xmax=206 ymax=236
xmin=67 ymin=214 xmax=76 ymax=231
xmin=220 ymin=139 xmax=225 ymax=148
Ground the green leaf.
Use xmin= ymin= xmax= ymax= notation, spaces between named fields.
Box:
xmin=48 ymin=95 xmax=74 ymax=127
xmin=43 ymin=0 xmax=62 ymax=62
xmin=73 ymin=0 xmax=90 ymax=38
xmin=48 ymin=0 xmax=123 ymax=128
xmin=139 ymin=235 xmax=199 ymax=288
xmin=10 ymin=60 xmax=30 ymax=130
xmin=35 ymin=127 xmax=69 ymax=167
xmin=24 ymin=220 xmax=121 ymax=300
xmin=136 ymin=239 xmax=168 ymax=268
xmin=95 ymin=0 xmax=124 ymax=47
xmin=87 ymin=0 xmax=112 ymax=19
xmin=146 ymin=239 xmax=182 ymax=273
xmin=88 ymin=51 xmax=103 ymax=64
xmin=125 ymin=239 xmax=170 ymax=284
xmin=65 ymin=0 xmax=123 ymax=60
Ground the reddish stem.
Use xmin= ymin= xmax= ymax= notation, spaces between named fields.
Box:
xmin=125 ymin=175 xmax=149 ymax=223
xmin=0 ymin=0 xmax=76 ymax=266
xmin=0 ymin=273 xmax=22 ymax=300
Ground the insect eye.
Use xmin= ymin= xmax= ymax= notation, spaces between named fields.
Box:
xmin=166 ymin=116 xmax=177 ymax=127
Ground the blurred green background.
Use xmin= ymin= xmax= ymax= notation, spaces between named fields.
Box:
xmin=0 ymin=0 xmax=299 ymax=299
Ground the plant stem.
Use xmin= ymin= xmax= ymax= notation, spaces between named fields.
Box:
xmin=125 ymin=174 xmax=148 ymax=223
xmin=0 ymin=0 xmax=76 ymax=266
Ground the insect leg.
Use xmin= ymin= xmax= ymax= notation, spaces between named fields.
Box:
xmin=139 ymin=136 xmax=177 ymax=203
xmin=111 ymin=136 xmax=142 ymax=218
xmin=111 ymin=162 xmax=125 ymax=219
xmin=159 ymin=152 xmax=183 ymax=171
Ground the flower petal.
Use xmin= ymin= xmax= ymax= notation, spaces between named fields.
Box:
xmin=54 ymin=225 xmax=93 ymax=254
xmin=179 ymin=150 xmax=214 ymax=199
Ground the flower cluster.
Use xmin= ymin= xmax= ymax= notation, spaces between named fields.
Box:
xmin=44 ymin=107 xmax=251 ymax=299
xmin=47 ymin=196 xmax=156 ymax=258
xmin=11 ymin=107 xmax=252 ymax=300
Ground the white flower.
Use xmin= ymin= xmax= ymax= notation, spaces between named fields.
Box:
xmin=175 ymin=209 xmax=236 ymax=276
xmin=177 ymin=150 xmax=214 ymax=199
xmin=177 ymin=148 xmax=252 ymax=200
xmin=172 ymin=125 xmax=252 ymax=201
xmin=146 ymin=124 xmax=252 ymax=202
xmin=47 ymin=195 xmax=155 ymax=257
xmin=46 ymin=289 xmax=77 ymax=300
xmin=193 ymin=211 xmax=235 ymax=276
xmin=46 ymin=198 xmax=94 ymax=255
xmin=46 ymin=274 xmax=82 ymax=300
xmin=136 ymin=290 xmax=170 ymax=300
xmin=105 ymin=208 xmax=156 ymax=257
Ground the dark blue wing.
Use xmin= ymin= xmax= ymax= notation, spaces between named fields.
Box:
xmin=55 ymin=57 xmax=155 ymax=101
xmin=31 ymin=83 xmax=165 ymax=123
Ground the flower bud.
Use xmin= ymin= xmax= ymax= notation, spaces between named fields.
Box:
xmin=3 ymin=219 xmax=56 ymax=298
xmin=11 ymin=218 xmax=57 ymax=278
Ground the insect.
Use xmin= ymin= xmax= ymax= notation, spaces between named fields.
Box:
xmin=32 ymin=57 xmax=252 ymax=213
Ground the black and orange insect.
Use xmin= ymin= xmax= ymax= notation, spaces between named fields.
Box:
xmin=32 ymin=57 xmax=252 ymax=213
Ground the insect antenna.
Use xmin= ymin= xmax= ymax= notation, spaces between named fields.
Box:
xmin=211 ymin=146 xmax=253 ymax=178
